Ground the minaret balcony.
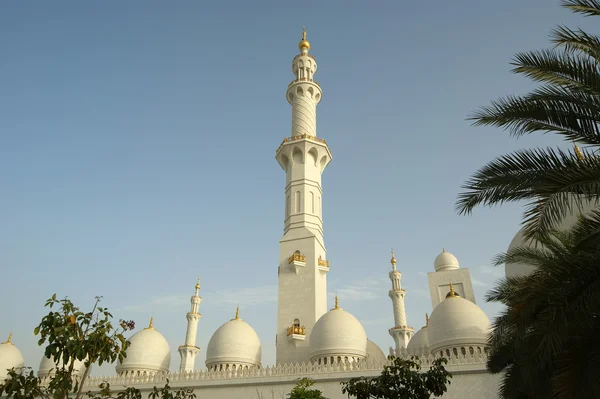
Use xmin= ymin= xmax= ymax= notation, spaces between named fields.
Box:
xmin=389 ymin=325 xmax=414 ymax=333
xmin=287 ymin=325 xmax=306 ymax=344
xmin=276 ymin=134 xmax=328 ymax=154
xmin=318 ymin=256 xmax=330 ymax=272
xmin=288 ymin=251 xmax=306 ymax=274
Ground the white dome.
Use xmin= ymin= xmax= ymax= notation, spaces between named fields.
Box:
xmin=116 ymin=322 xmax=170 ymax=376
xmin=434 ymin=249 xmax=459 ymax=272
xmin=309 ymin=303 xmax=367 ymax=363
xmin=427 ymin=294 xmax=490 ymax=352
xmin=366 ymin=339 xmax=386 ymax=362
xmin=0 ymin=336 xmax=24 ymax=382
xmin=38 ymin=354 xmax=88 ymax=378
xmin=206 ymin=314 xmax=261 ymax=370
xmin=407 ymin=327 xmax=429 ymax=351
xmin=506 ymin=198 xmax=597 ymax=278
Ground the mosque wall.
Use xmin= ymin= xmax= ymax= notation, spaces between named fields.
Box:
xmin=82 ymin=363 xmax=500 ymax=399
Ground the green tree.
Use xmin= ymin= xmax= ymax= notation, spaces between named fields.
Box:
xmin=287 ymin=378 xmax=328 ymax=399
xmin=340 ymin=357 xmax=451 ymax=399
xmin=485 ymin=215 xmax=600 ymax=398
xmin=0 ymin=295 xmax=196 ymax=399
xmin=455 ymin=0 xmax=600 ymax=241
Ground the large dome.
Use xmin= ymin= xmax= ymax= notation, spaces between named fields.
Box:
xmin=433 ymin=249 xmax=459 ymax=272
xmin=205 ymin=309 xmax=261 ymax=371
xmin=115 ymin=319 xmax=171 ymax=376
xmin=506 ymin=198 xmax=598 ymax=278
xmin=38 ymin=354 xmax=88 ymax=378
xmin=309 ymin=298 xmax=367 ymax=364
xmin=0 ymin=334 xmax=24 ymax=382
xmin=427 ymin=288 xmax=490 ymax=352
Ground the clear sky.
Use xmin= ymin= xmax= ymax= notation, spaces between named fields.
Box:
xmin=0 ymin=0 xmax=593 ymax=376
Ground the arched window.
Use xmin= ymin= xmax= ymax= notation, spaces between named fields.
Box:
xmin=293 ymin=318 xmax=300 ymax=327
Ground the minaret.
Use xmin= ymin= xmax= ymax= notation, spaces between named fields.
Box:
xmin=275 ymin=28 xmax=332 ymax=365
xmin=178 ymin=277 xmax=202 ymax=372
xmin=388 ymin=250 xmax=414 ymax=350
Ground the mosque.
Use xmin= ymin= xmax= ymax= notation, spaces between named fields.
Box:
xmin=0 ymin=30 xmax=514 ymax=398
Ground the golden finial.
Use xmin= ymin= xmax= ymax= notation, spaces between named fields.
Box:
xmin=1 ymin=332 xmax=13 ymax=345
xmin=195 ymin=276 xmax=201 ymax=291
xmin=390 ymin=249 xmax=397 ymax=267
xmin=234 ymin=306 xmax=240 ymax=320
xmin=334 ymin=295 xmax=340 ymax=310
xmin=298 ymin=26 xmax=310 ymax=52
xmin=145 ymin=317 xmax=155 ymax=330
xmin=573 ymin=140 xmax=584 ymax=161
xmin=425 ymin=313 xmax=429 ymax=327
xmin=446 ymin=282 xmax=459 ymax=298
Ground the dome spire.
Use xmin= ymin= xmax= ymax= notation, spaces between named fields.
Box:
xmin=1 ymin=332 xmax=12 ymax=345
xmin=425 ymin=313 xmax=429 ymax=327
xmin=446 ymin=282 xmax=460 ymax=298
xmin=573 ymin=140 xmax=584 ymax=160
xmin=390 ymin=248 xmax=397 ymax=270
xmin=145 ymin=317 xmax=155 ymax=330
xmin=234 ymin=306 xmax=240 ymax=320
xmin=298 ymin=26 xmax=310 ymax=52
xmin=195 ymin=276 xmax=201 ymax=292
xmin=334 ymin=295 xmax=340 ymax=310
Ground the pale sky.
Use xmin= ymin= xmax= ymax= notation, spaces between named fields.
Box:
xmin=0 ymin=0 xmax=592 ymax=376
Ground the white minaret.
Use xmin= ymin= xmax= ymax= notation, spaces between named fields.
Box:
xmin=178 ymin=277 xmax=202 ymax=372
xmin=275 ymin=28 xmax=332 ymax=365
xmin=388 ymin=250 xmax=414 ymax=350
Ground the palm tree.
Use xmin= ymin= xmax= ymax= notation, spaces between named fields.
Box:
xmin=455 ymin=1 xmax=600 ymax=397
xmin=485 ymin=211 xmax=600 ymax=398
xmin=455 ymin=0 xmax=600 ymax=240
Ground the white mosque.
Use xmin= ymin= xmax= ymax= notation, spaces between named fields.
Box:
xmin=1 ymin=30 xmax=515 ymax=398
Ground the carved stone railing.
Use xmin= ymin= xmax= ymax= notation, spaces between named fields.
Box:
xmin=276 ymin=134 xmax=328 ymax=154
xmin=83 ymin=346 xmax=489 ymax=388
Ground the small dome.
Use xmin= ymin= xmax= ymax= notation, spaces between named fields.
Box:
xmin=407 ymin=327 xmax=429 ymax=351
xmin=309 ymin=299 xmax=367 ymax=363
xmin=206 ymin=310 xmax=261 ymax=370
xmin=434 ymin=249 xmax=459 ymax=272
xmin=38 ymin=354 xmax=88 ymax=378
xmin=427 ymin=294 xmax=490 ymax=352
xmin=116 ymin=320 xmax=170 ymax=376
xmin=366 ymin=339 xmax=386 ymax=362
xmin=0 ymin=334 xmax=24 ymax=382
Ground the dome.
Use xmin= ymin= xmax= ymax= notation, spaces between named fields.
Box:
xmin=427 ymin=294 xmax=490 ymax=352
xmin=407 ymin=327 xmax=429 ymax=351
xmin=0 ymin=334 xmax=24 ymax=382
xmin=38 ymin=354 xmax=88 ymax=378
xmin=506 ymin=197 xmax=597 ymax=278
xmin=434 ymin=249 xmax=459 ymax=272
xmin=366 ymin=339 xmax=386 ymax=362
xmin=115 ymin=319 xmax=170 ymax=376
xmin=309 ymin=298 xmax=367 ymax=363
xmin=205 ymin=309 xmax=261 ymax=371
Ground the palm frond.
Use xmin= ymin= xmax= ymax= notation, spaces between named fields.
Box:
xmin=511 ymin=49 xmax=600 ymax=95
xmin=552 ymin=25 xmax=600 ymax=60
xmin=562 ymin=0 xmax=600 ymax=16
xmin=456 ymin=147 xmax=600 ymax=238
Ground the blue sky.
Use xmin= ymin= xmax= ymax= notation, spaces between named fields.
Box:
xmin=0 ymin=0 xmax=594 ymax=376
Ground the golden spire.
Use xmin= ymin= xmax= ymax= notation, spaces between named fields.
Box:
xmin=195 ymin=276 xmax=201 ymax=291
xmin=425 ymin=313 xmax=429 ymax=327
xmin=234 ymin=306 xmax=240 ymax=320
xmin=390 ymin=249 xmax=397 ymax=267
xmin=145 ymin=317 xmax=155 ymax=330
xmin=298 ymin=26 xmax=310 ymax=52
xmin=1 ymin=332 xmax=13 ymax=345
xmin=573 ymin=140 xmax=584 ymax=160
xmin=333 ymin=295 xmax=340 ymax=310
xmin=446 ymin=282 xmax=460 ymax=298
